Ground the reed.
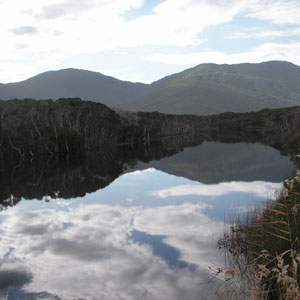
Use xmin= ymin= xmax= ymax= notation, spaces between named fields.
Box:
xmin=218 ymin=168 xmax=300 ymax=299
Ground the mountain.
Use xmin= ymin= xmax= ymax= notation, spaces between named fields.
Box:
xmin=0 ymin=68 xmax=147 ymax=107
xmin=120 ymin=61 xmax=300 ymax=115
xmin=134 ymin=141 xmax=295 ymax=184
xmin=1 ymin=61 xmax=300 ymax=115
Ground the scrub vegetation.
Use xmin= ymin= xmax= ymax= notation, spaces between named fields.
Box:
xmin=218 ymin=167 xmax=300 ymax=299
xmin=1 ymin=98 xmax=300 ymax=161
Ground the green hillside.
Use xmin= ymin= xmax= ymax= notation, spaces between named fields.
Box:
xmin=121 ymin=61 xmax=300 ymax=115
xmin=0 ymin=68 xmax=147 ymax=107
xmin=1 ymin=61 xmax=300 ymax=115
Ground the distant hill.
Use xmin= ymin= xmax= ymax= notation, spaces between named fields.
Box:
xmin=1 ymin=61 xmax=300 ymax=115
xmin=134 ymin=141 xmax=295 ymax=184
xmin=0 ymin=68 xmax=147 ymax=107
xmin=120 ymin=61 xmax=300 ymax=115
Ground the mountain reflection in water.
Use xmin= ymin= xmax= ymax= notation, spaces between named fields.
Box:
xmin=0 ymin=141 xmax=296 ymax=300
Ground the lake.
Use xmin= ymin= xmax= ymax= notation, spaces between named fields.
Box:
xmin=0 ymin=141 xmax=296 ymax=300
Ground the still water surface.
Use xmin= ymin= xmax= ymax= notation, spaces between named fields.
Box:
xmin=0 ymin=142 xmax=296 ymax=300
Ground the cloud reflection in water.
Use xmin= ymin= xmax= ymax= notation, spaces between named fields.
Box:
xmin=0 ymin=169 xmax=283 ymax=300
xmin=0 ymin=203 xmax=224 ymax=300
xmin=152 ymin=181 xmax=282 ymax=199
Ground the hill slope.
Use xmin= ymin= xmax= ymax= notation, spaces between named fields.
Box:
xmin=1 ymin=61 xmax=300 ymax=115
xmin=135 ymin=141 xmax=295 ymax=184
xmin=0 ymin=68 xmax=148 ymax=107
xmin=120 ymin=61 xmax=300 ymax=115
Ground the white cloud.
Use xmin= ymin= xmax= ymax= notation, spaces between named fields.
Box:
xmin=1 ymin=0 xmax=300 ymax=82
xmin=123 ymin=168 xmax=156 ymax=176
xmin=231 ymin=27 xmax=300 ymax=39
xmin=0 ymin=203 xmax=225 ymax=299
xmin=146 ymin=42 xmax=300 ymax=66
xmin=134 ymin=203 xmax=214 ymax=236
xmin=133 ymin=203 xmax=223 ymax=272
xmin=152 ymin=181 xmax=282 ymax=199
xmin=121 ymin=0 xmax=244 ymax=47
xmin=0 ymin=0 xmax=142 ymax=59
xmin=0 ymin=0 xmax=141 ymax=81
xmin=0 ymin=0 xmax=243 ymax=58
xmin=248 ymin=0 xmax=300 ymax=25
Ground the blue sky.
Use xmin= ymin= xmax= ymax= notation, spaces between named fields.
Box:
xmin=1 ymin=0 xmax=300 ymax=83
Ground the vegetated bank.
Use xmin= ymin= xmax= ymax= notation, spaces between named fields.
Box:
xmin=218 ymin=166 xmax=300 ymax=299
xmin=0 ymin=98 xmax=207 ymax=160
xmin=0 ymin=98 xmax=300 ymax=161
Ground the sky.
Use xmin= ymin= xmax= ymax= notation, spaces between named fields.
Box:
xmin=1 ymin=0 xmax=300 ymax=83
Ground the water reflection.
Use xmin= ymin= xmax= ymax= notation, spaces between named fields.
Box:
xmin=0 ymin=202 xmax=223 ymax=299
xmin=0 ymin=141 xmax=295 ymax=206
xmin=0 ymin=141 xmax=297 ymax=299
xmin=130 ymin=230 xmax=193 ymax=270
xmin=136 ymin=141 xmax=296 ymax=183
xmin=0 ymin=139 xmax=203 ymax=206
xmin=153 ymin=181 xmax=281 ymax=199
xmin=0 ymin=269 xmax=32 ymax=299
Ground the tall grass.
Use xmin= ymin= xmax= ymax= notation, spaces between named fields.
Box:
xmin=218 ymin=169 xmax=300 ymax=299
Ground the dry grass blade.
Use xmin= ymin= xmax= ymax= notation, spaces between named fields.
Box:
xmin=218 ymin=167 xmax=300 ymax=299
xmin=264 ymin=225 xmax=290 ymax=236
xmin=261 ymin=230 xmax=290 ymax=242
xmin=269 ymin=209 xmax=288 ymax=216
xmin=264 ymin=220 xmax=289 ymax=226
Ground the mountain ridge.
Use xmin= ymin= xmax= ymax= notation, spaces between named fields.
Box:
xmin=121 ymin=60 xmax=300 ymax=115
xmin=0 ymin=68 xmax=148 ymax=107
xmin=1 ymin=61 xmax=300 ymax=115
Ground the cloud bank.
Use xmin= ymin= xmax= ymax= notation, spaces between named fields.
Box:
xmin=1 ymin=0 xmax=300 ymax=82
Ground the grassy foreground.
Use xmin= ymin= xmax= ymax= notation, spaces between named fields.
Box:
xmin=218 ymin=166 xmax=300 ymax=299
